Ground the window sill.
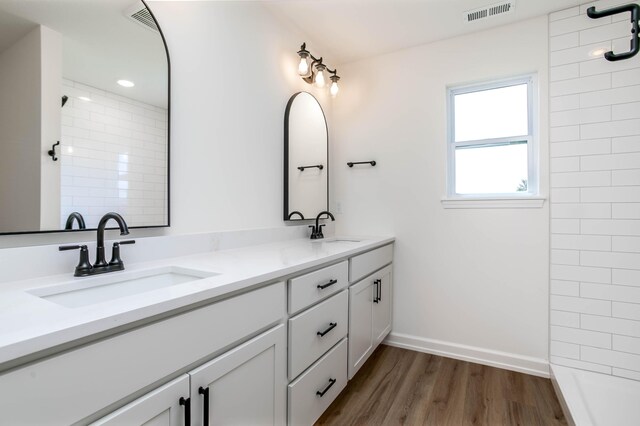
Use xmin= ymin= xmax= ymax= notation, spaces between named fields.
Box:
xmin=441 ymin=197 xmax=546 ymax=209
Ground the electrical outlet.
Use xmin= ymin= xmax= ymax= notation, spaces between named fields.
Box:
xmin=336 ymin=201 xmax=343 ymax=214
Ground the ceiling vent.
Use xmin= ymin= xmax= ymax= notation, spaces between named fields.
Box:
xmin=124 ymin=2 xmax=159 ymax=33
xmin=464 ymin=1 xmax=515 ymax=23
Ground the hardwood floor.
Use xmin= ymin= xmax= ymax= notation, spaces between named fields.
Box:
xmin=316 ymin=345 xmax=567 ymax=426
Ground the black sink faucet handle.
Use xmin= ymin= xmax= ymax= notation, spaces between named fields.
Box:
xmin=58 ymin=244 xmax=92 ymax=277
xmin=318 ymin=224 xmax=326 ymax=238
xmin=109 ymin=240 xmax=136 ymax=267
xmin=59 ymin=245 xmax=82 ymax=251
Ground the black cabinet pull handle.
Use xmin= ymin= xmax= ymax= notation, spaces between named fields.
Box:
xmin=317 ymin=322 xmax=337 ymax=337
xmin=198 ymin=387 xmax=209 ymax=426
xmin=373 ymin=279 xmax=380 ymax=303
xmin=179 ymin=397 xmax=191 ymax=426
xmin=317 ymin=279 xmax=338 ymax=290
xmin=377 ymin=278 xmax=382 ymax=302
xmin=316 ymin=378 xmax=337 ymax=397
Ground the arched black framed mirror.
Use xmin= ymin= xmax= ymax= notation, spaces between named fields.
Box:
xmin=284 ymin=92 xmax=329 ymax=221
xmin=0 ymin=0 xmax=170 ymax=235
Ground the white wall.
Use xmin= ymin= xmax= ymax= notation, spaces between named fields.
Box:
xmin=332 ymin=17 xmax=551 ymax=375
xmin=148 ymin=0 xmax=331 ymax=234
xmin=60 ymin=79 xmax=168 ymax=229
xmin=0 ymin=26 xmax=42 ymax=233
xmin=549 ymin=0 xmax=640 ymax=382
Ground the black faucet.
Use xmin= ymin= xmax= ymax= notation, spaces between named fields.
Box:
xmin=59 ymin=212 xmax=135 ymax=277
xmin=309 ymin=211 xmax=335 ymax=240
xmin=94 ymin=212 xmax=130 ymax=268
xmin=64 ymin=212 xmax=86 ymax=230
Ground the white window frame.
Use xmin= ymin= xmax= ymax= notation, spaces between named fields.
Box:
xmin=444 ymin=75 xmax=543 ymax=208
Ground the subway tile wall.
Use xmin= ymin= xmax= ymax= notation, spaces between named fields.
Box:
xmin=60 ymin=79 xmax=168 ymax=229
xmin=549 ymin=0 xmax=640 ymax=381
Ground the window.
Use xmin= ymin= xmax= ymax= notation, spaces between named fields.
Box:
xmin=447 ymin=76 xmax=538 ymax=200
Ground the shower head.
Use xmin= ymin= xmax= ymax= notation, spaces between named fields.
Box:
xmin=61 ymin=95 xmax=68 ymax=107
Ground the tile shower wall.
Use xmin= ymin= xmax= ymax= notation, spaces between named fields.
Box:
xmin=60 ymin=79 xmax=168 ymax=228
xmin=549 ymin=0 xmax=640 ymax=381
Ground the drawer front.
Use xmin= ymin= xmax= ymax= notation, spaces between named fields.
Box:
xmin=288 ymin=261 xmax=348 ymax=315
xmin=0 ymin=282 xmax=285 ymax=426
xmin=288 ymin=290 xmax=348 ymax=380
xmin=349 ymin=244 xmax=393 ymax=283
xmin=288 ymin=338 xmax=348 ymax=426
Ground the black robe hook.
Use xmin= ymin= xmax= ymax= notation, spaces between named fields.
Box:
xmin=48 ymin=141 xmax=60 ymax=161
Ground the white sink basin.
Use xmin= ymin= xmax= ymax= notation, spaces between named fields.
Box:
xmin=28 ymin=266 xmax=218 ymax=308
xmin=323 ymin=238 xmax=362 ymax=243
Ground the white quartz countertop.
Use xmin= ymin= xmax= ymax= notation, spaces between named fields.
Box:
xmin=0 ymin=236 xmax=393 ymax=367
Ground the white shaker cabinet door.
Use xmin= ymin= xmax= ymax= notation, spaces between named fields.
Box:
xmin=373 ymin=265 xmax=393 ymax=347
xmin=189 ymin=324 xmax=286 ymax=426
xmin=92 ymin=375 xmax=190 ymax=426
xmin=348 ymin=277 xmax=374 ymax=379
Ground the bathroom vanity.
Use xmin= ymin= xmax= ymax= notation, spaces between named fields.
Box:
xmin=0 ymin=236 xmax=394 ymax=425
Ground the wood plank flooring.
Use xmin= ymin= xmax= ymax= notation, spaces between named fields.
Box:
xmin=316 ymin=345 xmax=567 ymax=426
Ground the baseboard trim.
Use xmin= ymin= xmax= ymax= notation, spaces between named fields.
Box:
xmin=384 ymin=332 xmax=549 ymax=378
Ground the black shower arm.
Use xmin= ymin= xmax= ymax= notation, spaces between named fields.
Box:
xmin=587 ymin=4 xmax=639 ymax=61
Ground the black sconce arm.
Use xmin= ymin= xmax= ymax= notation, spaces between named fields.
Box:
xmin=298 ymin=42 xmax=339 ymax=84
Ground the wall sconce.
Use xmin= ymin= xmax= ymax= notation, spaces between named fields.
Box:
xmin=297 ymin=42 xmax=340 ymax=97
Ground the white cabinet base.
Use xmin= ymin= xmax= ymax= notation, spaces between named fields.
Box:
xmin=0 ymin=282 xmax=285 ymax=425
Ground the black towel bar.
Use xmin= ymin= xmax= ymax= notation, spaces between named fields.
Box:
xmin=347 ymin=161 xmax=376 ymax=167
xmin=297 ymin=164 xmax=323 ymax=171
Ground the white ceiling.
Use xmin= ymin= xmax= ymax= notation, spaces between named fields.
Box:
xmin=0 ymin=0 xmax=168 ymax=108
xmin=264 ymin=0 xmax=583 ymax=64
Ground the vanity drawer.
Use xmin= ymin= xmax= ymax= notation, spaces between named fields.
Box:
xmin=288 ymin=261 xmax=348 ymax=315
xmin=288 ymin=338 xmax=348 ymax=426
xmin=349 ymin=243 xmax=393 ymax=283
xmin=0 ymin=282 xmax=285 ymax=426
xmin=288 ymin=290 xmax=348 ymax=380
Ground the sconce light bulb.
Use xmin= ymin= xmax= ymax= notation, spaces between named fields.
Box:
xmin=298 ymin=57 xmax=309 ymax=76
xmin=330 ymin=81 xmax=339 ymax=97
xmin=315 ymin=69 xmax=326 ymax=88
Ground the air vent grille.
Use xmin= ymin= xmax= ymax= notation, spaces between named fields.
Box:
xmin=464 ymin=1 xmax=515 ymax=23
xmin=124 ymin=3 xmax=159 ymax=33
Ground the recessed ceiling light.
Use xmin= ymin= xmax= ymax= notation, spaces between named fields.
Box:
xmin=78 ymin=96 xmax=91 ymax=102
xmin=117 ymin=79 xmax=135 ymax=88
